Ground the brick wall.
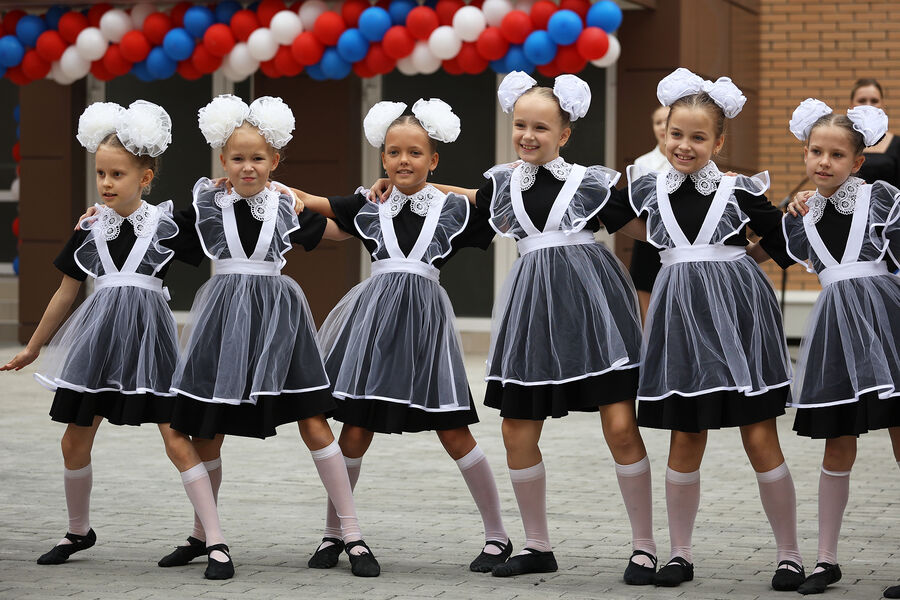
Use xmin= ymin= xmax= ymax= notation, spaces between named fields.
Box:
xmin=758 ymin=0 xmax=900 ymax=289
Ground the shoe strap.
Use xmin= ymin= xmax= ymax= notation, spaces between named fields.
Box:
xmin=206 ymin=543 xmax=231 ymax=558
xmin=63 ymin=530 xmax=92 ymax=545
xmin=321 ymin=537 xmax=344 ymax=546
xmin=345 ymin=540 xmax=372 ymax=555
xmin=814 ymin=561 xmax=836 ymax=570
xmin=186 ymin=536 xmax=206 ymax=547
xmin=484 ymin=539 xmax=510 ymax=551
xmin=776 ymin=559 xmax=803 ymax=572
xmin=631 ymin=549 xmax=658 ymax=567
xmin=664 ymin=556 xmax=691 ymax=568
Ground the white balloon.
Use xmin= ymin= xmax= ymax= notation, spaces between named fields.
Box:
xmin=590 ymin=34 xmax=620 ymax=68
xmin=99 ymin=9 xmax=133 ymax=43
xmin=60 ymin=46 xmax=91 ymax=80
xmin=130 ymin=3 xmax=156 ymax=29
xmin=270 ymin=10 xmax=303 ymax=45
xmin=227 ymin=42 xmax=260 ymax=76
xmin=299 ymin=0 xmax=328 ymax=30
xmin=514 ymin=0 xmax=536 ymax=13
xmin=482 ymin=0 xmax=513 ymax=27
xmin=220 ymin=61 xmax=242 ymax=81
xmin=396 ymin=55 xmax=418 ymax=76
xmin=247 ymin=28 xmax=279 ymax=61
xmin=75 ymin=27 xmax=108 ymax=62
xmin=10 ymin=178 xmax=19 ymax=202
xmin=427 ymin=26 xmax=462 ymax=60
xmin=452 ymin=6 xmax=486 ymax=42
xmin=410 ymin=41 xmax=440 ymax=74
xmin=49 ymin=61 xmax=76 ymax=84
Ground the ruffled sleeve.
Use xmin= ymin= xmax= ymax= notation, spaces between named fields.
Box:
xmin=482 ymin=163 xmax=518 ymax=237
xmin=191 ymin=177 xmax=228 ymax=261
xmin=145 ymin=200 xmax=179 ymax=275
xmin=53 ymin=230 xmax=90 ymax=281
xmin=626 ymin=165 xmax=666 ymax=248
xmin=782 ymin=213 xmax=813 ymax=271
xmin=869 ymin=179 xmax=900 ymax=265
xmin=732 ymin=172 xmax=793 ymax=269
xmin=561 ymin=164 xmax=620 ymax=233
xmin=327 ymin=190 xmax=368 ymax=238
xmin=422 ymin=192 xmax=471 ymax=264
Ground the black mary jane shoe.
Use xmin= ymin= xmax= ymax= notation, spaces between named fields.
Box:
xmin=491 ymin=548 xmax=558 ymax=577
xmin=771 ymin=559 xmax=806 ymax=591
xmin=884 ymin=584 xmax=900 ymax=599
xmin=345 ymin=540 xmax=380 ymax=577
xmin=307 ymin=537 xmax=345 ymax=569
xmin=653 ymin=556 xmax=694 ymax=587
xmin=204 ymin=543 xmax=235 ymax=580
xmin=158 ymin=536 xmax=207 ymax=568
xmin=797 ymin=562 xmax=841 ymax=595
xmin=469 ymin=539 xmax=513 ymax=573
xmin=37 ymin=529 xmax=96 ymax=565
xmin=623 ymin=549 xmax=657 ymax=586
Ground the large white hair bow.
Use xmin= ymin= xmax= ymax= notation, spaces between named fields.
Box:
xmin=363 ymin=99 xmax=461 ymax=148
xmin=657 ymin=67 xmax=746 ymax=119
xmin=847 ymin=104 xmax=889 ymax=147
xmin=789 ymin=98 xmax=833 ymax=142
xmin=247 ymin=96 xmax=295 ymax=149
xmin=497 ymin=71 xmax=537 ymax=114
xmin=198 ymin=94 xmax=250 ymax=149
xmin=553 ymin=74 xmax=591 ymax=121
xmin=77 ymin=100 xmax=172 ymax=157
xmin=363 ymin=101 xmax=408 ymax=147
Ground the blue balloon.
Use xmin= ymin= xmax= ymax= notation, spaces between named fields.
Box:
xmin=337 ymin=29 xmax=369 ymax=63
xmin=132 ymin=60 xmax=154 ymax=81
xmin=587 ymin=0 xmax=622 ymax=33
xmin=162 ymin=28 xmax=195 ymax=61
xmin=489 ymin=57 xmax=508 ymax=74
xmin=358 ymin=7 xmax=392 ymax=42
xmin=45 ymin=5 xmax=67 ymax=30
xmin=504 ymin=44 xmax=534 ymax=74
xmin=306 ymin=62 xmax=327 ymax=81
xmin=184 ymin=6 xmax=215 ymax=38
xmin=16 ymin=15 xmax=47 ymax=47
xmin=13 ymin=105 xmax=20 ymax=123
xmin=146 ymin=47 xmax=177 ymax=79
xmin=547 ymin=10 xmax=583 ymax=46
xmin=215 ymin=1 xmax=242 ymax=24
xmin=12 ymin=256 xmax=18 ymax=276
xmin=523 ymin=30 xmax=556 ymax=66
xmin=388 ymin=0 xmax=416 ymax=26
xmin=0 ymin=35 xmax=25 ymax=68
xmin=320 ymin=47 xmax=352 ymax=79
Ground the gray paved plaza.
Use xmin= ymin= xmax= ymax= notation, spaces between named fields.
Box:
xmin=1 ymin=343 xmax=897 ymax=599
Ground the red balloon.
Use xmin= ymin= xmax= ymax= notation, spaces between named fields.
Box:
xmin=274 ymin=45 xmax=302 ymax=76
xmin=442 ymin=57 xmax=463 ymax=75
xmin=500 ymin=11 xmax=531 ymax=44
xmin=170 ymin=2 xmax=192 ymax=27
xmin=435 ymin=0 xmax=465 ymax=26
xmin=291 ymin=31 xmax=324 ymax=65
xmin=102 ymin=45 xmax=132 ymax=76
xmin=191 ymin=44 xmax=222 ymax=73
xmin=341 ymin=0 xmax=369 ymax=28
xmin=35 ymin=30 xmax=67 ymax=63
xmin=119 ymin=30 xmax=151 ymax=62
xmin=87 ymin=3 xmax=113 ymax=27
xmin=230 ymin=10 xmax=259 ymax=42
xmin=365 ymin=42 xmax=395 ymax=74
xmin=257 ymin=0 xmax=288 ymax=27
xmin=21 ymin=50 xmax=50 ymax=80
xmin=259 ymin=58 xmax=281 ymax=78
xmin=559 ymin=0 xmax=590 ymax=20
xmin=289 ymin=2 xmax=304 ymax=11
xmin=312 ymin=12 xmax=345 ymax=46
xmin=456 ymin=42 xmax=487 ymax=74
xmin=475 ymin=26 xmax=508 ymax=61
xmin=536 ymin=60 xmax=560 ymax=78
xmin=11 ymin=216 xmax=19 ymax=238
xmin=353 ymin=60 xmax=374 ymax=78
xmin=576 ymin=27 xmax=608 ymax=61
xmin=177 ymin=59 xmax=203 ymax=80
xmin=529 ymin=0 xmax=556 ymax=29
xmin=554 ymin=43 xmax=586 ymax=73
xmin=143 ymin=12 xmax=173 ymax=46
xmin=5 ymin=65 xmax=30 ymax=86
xmin=90 ymin=59 xmax=115 ymax=81
xmin=382 ymin=25 xmax=415 ymax=59
xmin=405 ymin=7 xmax=439 ymax=41
xmin=11 ymin=142 xmax=19 ymax=163
xmin=58 ymin=11 xmax=89 ymax=44
xmin=203 ymin=23 xmax=235 ymax=57
xmin=2 ymin=9 xmax=25 ymax=35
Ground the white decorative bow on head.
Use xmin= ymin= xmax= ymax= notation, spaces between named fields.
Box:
xmin=789 ymin=98 xmax=888 ymax=147
xmin=363 ymin=98 xmax=461 ymax=149
xmin=198 ymin=94 xmax=294 ymax=149
xmin=497 ymin=71 xmax=591 ymax=122
xmin=77 ymin=100 xmax=172 ymax=157
xmin=656 ymin=67 xmax=746 ymax=119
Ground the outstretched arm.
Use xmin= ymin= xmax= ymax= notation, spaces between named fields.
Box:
xmin=429 ymin=183 xmax=477 ymax=205
xmin=746 ymin=241 xmax=771 ymax=264
xmin=289 ymin=187 xmax=335 ymax=218
xmin=613 ymin=217 xmax=646 ymax=240
xmin=323 ymin=218 xmax=351 ymax=241
xmin=1 ymin=275 xmax=82 ymax=371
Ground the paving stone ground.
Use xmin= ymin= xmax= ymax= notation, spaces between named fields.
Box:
xmin=1 ymin=342 xmax=898 ymax=599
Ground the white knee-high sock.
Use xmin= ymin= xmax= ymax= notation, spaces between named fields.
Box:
xmin=509 ymin=461 xmax=551 ymax=553
xmin=61 ymin=465 xmax=92 ymax=544
xmin=816 ymin=466 xmax=850 ymax=568
xmin=665 ymin=467 xmax=700 ymax=563
xmin=456 ymin=445 xmax=508 ymax=550
xmin=311 ymin=441 xmax=362 ymax=544
xmin=191 ymin=457 xmax=222 ymax=542
xmin=180 ymin=464 xmax=226 ymax=550
xmin=615 ymin=456 xmax=656 ymax=560
xmin=756 ymin=462 xmax=802 ymax=566
xmin=323 ymin=456 xmax=362 ymax=541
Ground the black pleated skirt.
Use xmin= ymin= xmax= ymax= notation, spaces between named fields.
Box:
xmin=50 ymin=388 xmax=174 ymax=427
xmin=637 ymin=385 xmax=789 ymax=433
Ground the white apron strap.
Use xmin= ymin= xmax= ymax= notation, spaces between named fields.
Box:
xmin=510 ymin=165 xmax=541 ymax=236
xmin=693 ymin=176 xmax=735 ymax=246
xmin=655 ymin=172 xmax=692 ymax=247
xmin=221 ymin=202 xmax=248 ymax=260
xmin=840 ymin=183 xmax=871 ymax=264
xmin=120 ymin=234 xmax=154 ymax=274
xmin=249 ymin=200 xmax=279 ymax=261
xmin=543 ymin=164 xmax=587 ymax=232
xmin=407 ymin=193 xmax=447 ymax=262
xmin=379 ymin=202 xmax=406 ymax=258
xmin=92 ymin=231 xmax=119 ymax=275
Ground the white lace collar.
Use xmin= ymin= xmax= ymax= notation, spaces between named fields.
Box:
xmin=665 ymin=160 xmax=722 ymax=195
xmin=214 ymin=185 xmax=279 ymax=221
xmin=96 ymin=201 xmax=158 ymax=241
xmin=514 ymin=156 xmax=573 ymax=191
xmin=807 ymin=176 xmax=862 ymax=224
xmin=385 ymin=185 xmax=441 ymax=218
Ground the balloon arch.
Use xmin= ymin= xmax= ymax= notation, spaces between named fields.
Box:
xmin=0 ymin=0 xmax=622 ymax=85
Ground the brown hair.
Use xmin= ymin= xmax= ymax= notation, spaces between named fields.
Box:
xmin=384 ymin=115 xmax=438 ymax=154
xmin=97 ymin=133 xmax=160 ymax=195
xmin=807 ymin=113 xmax=866 ymax=156
xmin=850 ymin=78 xmax=884 ymax=102
xmin=518 ymin=86 xmax=572 ymax=130
xmin=666 ymin=92 xmax=727 ymax=138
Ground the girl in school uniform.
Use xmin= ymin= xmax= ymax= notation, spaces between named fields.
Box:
xmin=784 ymin=99 xmax=900 ymax=595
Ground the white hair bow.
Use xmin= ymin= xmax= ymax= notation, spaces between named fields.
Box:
xmin=657 ymin=67 xmax=746 ymax=119
xmin=789 ymin=99 xmax=888 ymax=147
xmin=363 ymin=99 xmax=461 ymax=148
xmin=77 ymin=100 xmax=172 ymax=157
xmin=199 ymin=94 xmax=295 ymax=149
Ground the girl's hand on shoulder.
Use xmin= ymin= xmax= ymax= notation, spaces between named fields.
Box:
xmin=787 ymin=190 xmax=814 ymax=217
xmin=1 ymin=346 xmax=39 ymax=371
xmin=210 ymin=177 xmax=230 ymax=191
xmin=369 ymin=178 xmax=392 ymax=203
xmin=74 ymin=205 xmax=99 ymax=230
xmin=271 ymin=182 xmax=304 ymax=213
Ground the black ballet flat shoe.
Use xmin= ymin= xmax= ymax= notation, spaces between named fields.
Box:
xmin=469 ymin=539 xmax=513 ymax=573
xmin=797 ymin=562 xmax=841 ymax=595
xmin=653 ymin=557 xmax=694 ymax=587
xmin=307 ymin=537 xmax=344 ymax=569
xmin=203 ymin=543 xmax=234 ymax=580
xmin=36 ymin=529 xmax=96 ymax=565
xmin=158 ymin=536 xmax=206 ymax=568
xmin=623 ymin=549 xmax=657 ymax=586
xmin=345 ymin=540 xmax=380 ymax=577
xmin=884 ymin=584 xmax=900 ymax=598
xmin=771 ymin=559 xmax=806 ymax=591
xmin=491 ymin=548 xmax=558 ymax=577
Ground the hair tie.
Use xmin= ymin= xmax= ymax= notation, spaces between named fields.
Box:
xmin=497 ymin=71 xmax=537 ymax=114
xmin=553 ymin=74 xmax=591 ymax=121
